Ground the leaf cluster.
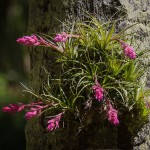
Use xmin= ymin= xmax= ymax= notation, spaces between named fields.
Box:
xmin=24 ymin=16 xmax=150 ymax=133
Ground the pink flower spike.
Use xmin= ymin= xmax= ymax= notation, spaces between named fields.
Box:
xmin=107 ymin=104 xmax=119 ymax=125
xmin=92 ymin=79 xmax=104 ymax=101
xmin=47 ymin=113 xmax=62 ymax=131
xmin=2 ymin=104 xmax=24 ymax=113
xmin=119 ymin=40 xmax=136 ymax=60
xmin=16 ymin=35 xmax=40 ymax=46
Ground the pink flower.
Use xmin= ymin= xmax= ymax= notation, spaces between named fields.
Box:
xmin=54 ymin=32 xmax=68 ymax=42
xmin=16 ymin=35 xmax=40 ymax=46
xmin=2 ymin=104 xmax=24 ymax=113
xmin=92 ymin=79 xmax=104 ymax=101
xmin=17 ymin=35 xmax=64 ymax=53
xmin=47 ymin=113 xmax=62 ymax=131
xmin=120 ymin=41 xmax=136 ymax=59
xmin=107 ymin=104 xmax=119 ymax=125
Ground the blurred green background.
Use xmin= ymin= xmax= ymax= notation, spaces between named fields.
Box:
xmin=0 ymin=0 xmax=29 ymax=149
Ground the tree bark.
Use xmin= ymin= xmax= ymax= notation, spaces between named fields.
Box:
xmin=25 ymin=0 xmax=150 ymax=149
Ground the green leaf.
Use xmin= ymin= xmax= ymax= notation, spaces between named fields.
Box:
xmin=106 ymin=21 xmax=116 ymax=43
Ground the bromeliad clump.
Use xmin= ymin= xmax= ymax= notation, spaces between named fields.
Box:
xmin=2 ymin=16 xmax=149 ymax=133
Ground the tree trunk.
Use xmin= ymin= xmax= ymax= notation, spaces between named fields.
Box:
xmin=25 ymin=0 xmax=150 ymax=150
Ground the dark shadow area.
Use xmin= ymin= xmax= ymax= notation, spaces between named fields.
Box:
xmin=0 ymin=0 xmax=29 ymax=150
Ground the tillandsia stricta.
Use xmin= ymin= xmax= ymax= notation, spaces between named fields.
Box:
xmin=2 ymin=16 xmax=150 ymax=133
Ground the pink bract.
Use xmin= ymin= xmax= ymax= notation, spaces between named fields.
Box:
xmin=92 ymin=80 xmax=104 ymax=101
xmin=24 ymin=102 xmax=45 ymax=120
xmin=16 ymin=35 xmax=49 ymax=47
xmin=2 ymin=101 xmax=46 ymax=121
xmin=25 ymin=110 xmax=38 ymax=120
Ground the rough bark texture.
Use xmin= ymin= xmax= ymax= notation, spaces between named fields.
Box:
xmin=26 ymin=0 xmax=150 ymax=149
xmin=119 ymin=1 xmax=150 ymax=149
xmin=133 ymin=120 xmax=150 ymax=150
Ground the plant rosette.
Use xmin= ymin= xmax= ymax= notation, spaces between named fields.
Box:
xmin=2 ymin=17 xmax=150 ymax=134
